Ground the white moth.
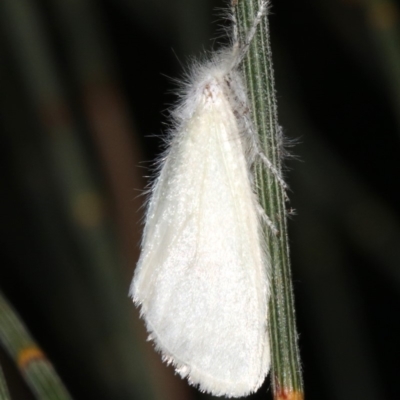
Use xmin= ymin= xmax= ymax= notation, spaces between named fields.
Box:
xmin=131 ymin=1 xmax=278 ymax=397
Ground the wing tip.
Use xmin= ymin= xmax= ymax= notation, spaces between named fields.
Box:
xmin=131 ymin=284 xmax=270 ymax=397
xmin=143 ymin=322 xmax=268 ymax=398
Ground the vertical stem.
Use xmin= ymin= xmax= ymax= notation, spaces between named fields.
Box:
xmin=233 ymin=1 xmax=304 ymax=399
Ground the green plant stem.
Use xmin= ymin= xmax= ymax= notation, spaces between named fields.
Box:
xmin=0 ymin=292 xmax=72 ymax=400
xmin=233 ymin=1 xmax=303 ymax=399
xmin=0 ymin=364 xmax=11 ymax=400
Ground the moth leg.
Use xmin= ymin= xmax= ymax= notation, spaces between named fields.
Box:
xmin=255 ymin=202 xmax=279 ymax=236
xmin=245 ymin=118 xmax=288 ymax=195
xmin=256 ymin=148 xmax=288 ymax=194
xmin=231 ymin=0 xmax=270 ymax=68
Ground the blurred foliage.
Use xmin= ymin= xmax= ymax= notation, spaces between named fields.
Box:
xmin=0 ymin=0 xmax=399 ymax=399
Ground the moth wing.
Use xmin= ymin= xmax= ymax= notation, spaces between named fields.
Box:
xmin=131 ymin=88 xmax=270 ymax=397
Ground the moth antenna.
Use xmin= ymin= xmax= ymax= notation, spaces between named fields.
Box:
xmin=230 ymin=2 xmax=239 ymax=45
xmin=230 ymin=0 xmax=270 ymax=70
xmin=255 ymin=203 xmax=278 ymax=236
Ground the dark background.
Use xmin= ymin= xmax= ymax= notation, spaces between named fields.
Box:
xmin=1 ymin=0 xmax=399 ymax=399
